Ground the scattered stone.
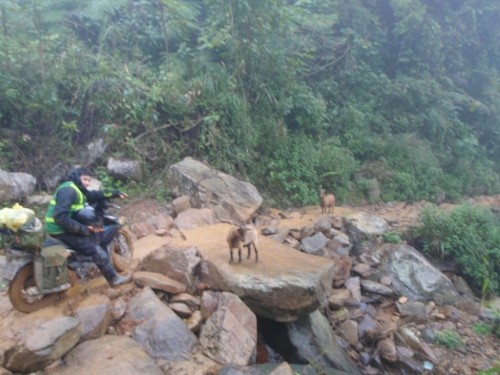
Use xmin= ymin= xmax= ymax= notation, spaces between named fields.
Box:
xmin=328 ymin=288 xmax=352 ymax=309
xmin=155 ymin=228 xmax=168 ymax=236
xmin=269 ymin=361 xmax=294 ymax=375
xmin=48 ymin=335 xmax=163 ymax=375
xmin=133 ymin=271 xmax=187 ymax=294
xmin=396 ymin=301 xmax=428 ymax=322
xmin=185 ymin=310 xmax=203 ymax=333
xmin=261 ymin=225 xmax=279 ymax=235
xmin=377 ymin=338 xmax=397 ymax=363
xmin=332 ymin=255 xmax=353 ymax=288
xmin=379 ymin=275 xmax=392 ymax=286
xmin=345 ymin=277 xmax=362 ymax=302
xmin=440 ymin=305 xmax=462 ymax=321
xmin=168 ymin=302 xmax=192 ymax=318
xmin=340 ymin=320 xmax=359 ymax=345
xmin=172 ymin=195 xmax=191 ymax=215
xmin=74 ymin=294 xmax=113 ymax=340
xmin=398 ymin=296 xmax=408 ymax=304
xmin=352 ymin=263 xmax=372 ymax=278
xmin=360 ymin=279 xmax=393 ymax=296
xmin=170 ymin=293 xmax=200 ymax=309
xmin=131 ymin=222 xmax=154 ymax=239
xmin=199 ymin=292 xmax=257 ymax=366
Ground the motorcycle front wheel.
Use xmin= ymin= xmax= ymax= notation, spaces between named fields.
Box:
xmin=109 ymin=229 xmax=134 ymax=272
xmin=8 ymin=263 xmax=60 ymax=313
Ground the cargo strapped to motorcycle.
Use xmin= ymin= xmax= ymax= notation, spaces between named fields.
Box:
xmin=34 ymin=245 xmax=69 ymax=291
xmin=0 ymin=204 xmax=45 ymax=251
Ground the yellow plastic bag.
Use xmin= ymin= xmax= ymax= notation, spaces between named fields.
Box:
xmin=0 ymin=203 xmax=36 ymax=232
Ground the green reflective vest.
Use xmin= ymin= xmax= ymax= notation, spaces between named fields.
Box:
xmin=45 ymin=181 xmax=86 ymax=234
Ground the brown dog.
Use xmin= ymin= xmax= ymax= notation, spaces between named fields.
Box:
xmin=227 ymin=224 xmax=259 ymax=263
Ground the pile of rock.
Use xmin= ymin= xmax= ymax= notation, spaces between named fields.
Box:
xmin=254 ymin=209 xmax=498 ymax=375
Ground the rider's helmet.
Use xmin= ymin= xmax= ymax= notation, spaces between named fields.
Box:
xmin=73 ymin=204 xmax=97 ymax=225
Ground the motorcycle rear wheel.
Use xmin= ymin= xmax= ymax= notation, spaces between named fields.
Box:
xmin=8 ymin=263 xmax=60 ymax=313
xmin=109 ymin=229 xmax=134 ymax=272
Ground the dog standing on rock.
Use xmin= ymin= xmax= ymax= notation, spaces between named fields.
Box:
xmin=227 ymin=223 xmax=259 ymax=263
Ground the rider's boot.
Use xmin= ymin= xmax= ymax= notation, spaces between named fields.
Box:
xmin=101 ymin=263 xmax=132 ymax=287
xmin=110 ymin=272 xmax=133 ymax=287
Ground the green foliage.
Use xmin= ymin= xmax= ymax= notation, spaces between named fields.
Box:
xmin=347 ymin=133 xmax=450 ymax=202
xmin=259 ymin=136 xmax=320 ymax=207
xmin=94 ymin=166 xmax=124 ymax=191
xmin=0 ymin=0 xmax=499 ymax=208
xmin=254 ymin=134 xmax=359 ymax=207
xmin=473 ymin=322 xmax=493 ymax=335
xmin=434 ymin=329 xmax=463 ymax=350
xmin=383 ymin=231 xmax=403 ymax=244
xmin=478 ymin=363 xmax=500 ymax=375
xmin=414 ymin=204 xmax=500 ymax=295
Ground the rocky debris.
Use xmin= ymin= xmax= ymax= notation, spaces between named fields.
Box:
xmin=255 ymin=209 xmax=498 ymax=374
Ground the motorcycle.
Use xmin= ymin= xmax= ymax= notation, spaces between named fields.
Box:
xmin=0 ymin=199 xmax=134 ymax=313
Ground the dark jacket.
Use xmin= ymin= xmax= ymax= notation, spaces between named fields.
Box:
xmin=45 ymin=170 xmax=117 ymax=235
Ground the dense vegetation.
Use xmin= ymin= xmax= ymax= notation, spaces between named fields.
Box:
xmin=1 ymin=0 xmax=500 ymax=207
xmin=412 ymin=204 xmax=500 ymax=295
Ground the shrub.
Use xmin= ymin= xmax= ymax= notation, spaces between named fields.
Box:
xmin=434 ymin=329 xmax=463 ymax=350
xmin=383 ymin=231 xmax=403 ymax=244
xmin=478 ymin=364 xmax=500 ymax=375
xmin=413 ymin=204 xmax=500 ymax=295
xmin=473 ymin=322 xmax=493 ymax=335
xmin=256 ymin=135 xmax=359 ymax=207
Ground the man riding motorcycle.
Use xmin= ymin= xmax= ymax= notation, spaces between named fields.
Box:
xmin=44 ymin=167 xmax=132 ymax=287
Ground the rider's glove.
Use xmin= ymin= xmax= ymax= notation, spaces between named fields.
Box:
xmin=80 ymin=225 xmax=91 ymax=236
xmin=112 ymin=190 xmax=128 ymax=199
xmin=111 ymin=190 xmax=122 ymax=198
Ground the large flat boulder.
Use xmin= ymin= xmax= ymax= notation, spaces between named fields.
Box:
xmin=177 ymin=223 xmax=335 ymax=322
